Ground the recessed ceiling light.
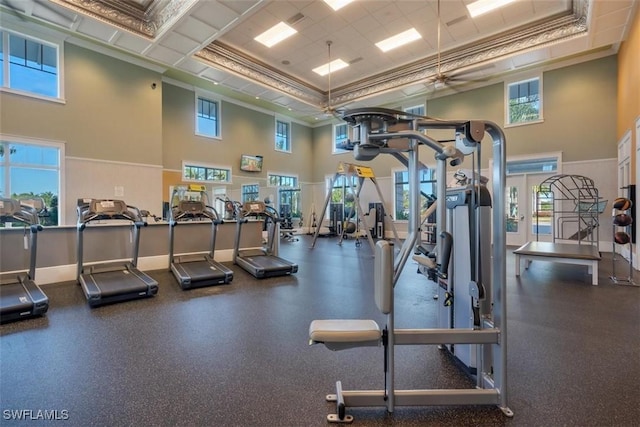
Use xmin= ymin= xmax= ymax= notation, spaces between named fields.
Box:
xmin=254 ymin=22 xmax=297 ymax=48
xmin=375 ymin=28 xmax=422 ymax=52
xmin=312 ymin=59 xmax=349 ymax=76
xmin=323 ymin=0 xmax=354 ymax=12
xmin=467 ymin=0 xmax=517 ymax=18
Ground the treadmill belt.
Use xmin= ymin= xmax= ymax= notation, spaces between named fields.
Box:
xmin=174 ymin=260 xmax=225 ymax=281
xmin=0 ymin=283 xmax=33 ymax=313
xmin=81 ymin=270 xmax=150 ymax=298
xmin=244 ymin=255 xmax=292 ymax=269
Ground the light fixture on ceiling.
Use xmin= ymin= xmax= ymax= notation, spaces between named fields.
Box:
xmin=312 ymin=59 xmax=349 ymax=76
xmin=312 ymin=41 xmax=349 ymax=78
xmin=323 ymin=0 xmax=354 ymax=12
xmin=254 ymin=22 xmax=297 ymax=48
xmin=466 ymin=0 xmax=517 ymax=18
xmin=375 ymin=28 xmax=422 ymax=52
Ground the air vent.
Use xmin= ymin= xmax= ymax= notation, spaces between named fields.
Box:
xmin=349 ymin=57 xmax=363 ymax=65
xmin=446 ymin=15 xmax=468 ymax=26
xmin=287 ymin=13 xmax=305 ymax=25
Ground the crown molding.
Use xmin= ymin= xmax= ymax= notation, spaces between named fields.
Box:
xmin=192 ymin=0 xmax=590 ymax=110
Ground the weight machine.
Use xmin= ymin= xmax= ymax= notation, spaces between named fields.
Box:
xmin=308 ymin=108 xmax=511 ymax=422
xmin=311 ymin=162 xmax=400 ymax=251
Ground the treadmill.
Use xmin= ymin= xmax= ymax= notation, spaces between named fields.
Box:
xmin=0 ymin=198 xmax=49 ymax=323
xmin=169 ymin=191 xmax=233 ymax=289
xmin=77 ymin=199 xmax=158 ymax=307
xmin=233 ymin=201 xmax=298 ymax=278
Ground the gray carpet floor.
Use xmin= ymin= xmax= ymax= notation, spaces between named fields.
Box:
xmin=1 ymin=235 xmax=639 ymax=426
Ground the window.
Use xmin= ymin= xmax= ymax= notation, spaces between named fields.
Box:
xmin=506 ymin=76 xmax=542 ymax=126
xmin=506 ymin=157 xmax=558 ymax=175
xmin=268 ymin=173 xmax=297 ymax=188
xmin=333 ymin=123 xmax=349 ymax=154
xmin=328 ymin=174 xmax=358 ymax=218
xmin=241 ymin=184 xmax=259 ymax=203
xmin=393 ymin=168 xmax=436 ymax=220
xmin=196 ymin=95 xmax=220 ymax=138
xmin=0 ymin=29 xmax=61 ymax=99
xmin=279 ymin=188 xmax=301 ymax=218
xmin=0 ymin=139 xmax=63 ymax=226
xmin=275 ymin=119 xmax=291 ymax=152
xmin=183 ymin=162 xmax=231 ymax=183
xmin=404 ymin=104 xmax=425 ymax=116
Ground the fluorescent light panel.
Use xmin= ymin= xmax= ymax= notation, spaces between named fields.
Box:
xmin=375 ymin=28 xmax=421 ymax=52
xmin=323 ymin=0 xmax=354 ymax=11
xmin=313 ymin=59 xmax=349 ymax=76
xmin=467 ymin=0 xmax=517 ymax=18
xmin=254 ymin=22 xmax=297 ymax=48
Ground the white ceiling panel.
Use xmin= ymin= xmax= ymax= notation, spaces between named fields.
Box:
xmin=173 ymin=16 xmax=220 ymax=43
xmin=257 ymin=89 xmax=288 ymax=102
xmin=192 ymin=0 xmax=241 ymax=31
xmin=113 ymin=32 xmax=153 ymax=54
xmin=160 ymin=32 xmax=201 ymax=54
xmin=510 ymin=48 xmax=551 ymax=68
xmin=146 ymin=44 xmax=185 ymax=65
xmin=75 ymin=18 xmax=118 ymax=43
xmin=31 ymin=2 xmax=75 ymax=28
xmin=175 ymin=57 xmax=209 ymax=75
xmin=240 ymin=82 xmax=269 ymax=97
xmin=500 ymin=0 xmax=536 ymax=23
xmin=401 ymin=83 xmax=429 ymax=96
xmin=592 ymin=0 xmax=635 ymax=16
xmin=592 ymin=25 xmax=628 ymax=47
xmin=219 ymin=74 xmax=253 ymax=90
xmin=593 ymin=6 xmax=635 ymax=33
xmin=549 ymin=35 xmax=590 ymax=59
xmin=2 ymin=0 xmax=634 ymax=124
xmin=199 ymin=67 xmax=229 ymax=83
xmin=219 ymin=0 xmax=263 ymax=16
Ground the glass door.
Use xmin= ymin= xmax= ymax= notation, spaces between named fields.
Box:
xmin=506 ymin=174 xmax=556 ymax=246
xmin=528 ymin=174 xmax=555 ymax=243
xmin=505 ymin=175 xmax=526 ymax=246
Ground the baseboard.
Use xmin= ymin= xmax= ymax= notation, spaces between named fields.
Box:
xmin=36 ymin=264 xmax=78 ymax=286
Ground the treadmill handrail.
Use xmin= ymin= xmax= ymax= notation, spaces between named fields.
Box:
xmin=77 ymin=199 xmax=144 ymax=226
xmin=76 ymin=199 xmax=146 ymax=280
xmin=0 ymin=198 xmax=40 ymax=226
xmin=0 ymin=198 xmax=42 ymax=281
xmin=169 ymin=201 xmax=220 ymax=225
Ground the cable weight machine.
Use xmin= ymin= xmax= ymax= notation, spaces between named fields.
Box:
xmin=308 ymin=108 xmax=512 ymax=422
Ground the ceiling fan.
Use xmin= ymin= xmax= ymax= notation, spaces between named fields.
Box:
xmin=291 ymin=40 xmax=346 ymax=120
xmin=427 ymin=0 xmax=488 ymax=91
xmin=323 ymin=40 xmax=344 ymax=116
xmin=323 ymin=40 xmax=346 ymax=118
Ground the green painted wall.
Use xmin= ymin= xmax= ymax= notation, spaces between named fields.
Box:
xmin=310 ymin=54 xmax=618 ymax=181
xmin=0 ymin=43 xmax=163 ymax=165
xmin=427 ymin=55 xmax=617 ymax=166
xmin=162 ymin=82 xmax=313 ymax=186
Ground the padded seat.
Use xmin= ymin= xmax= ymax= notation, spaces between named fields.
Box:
xmin=412 ymin=254 xmax=436 ymax=268
xmin=309 ymin=319 xmax=381 ymax=350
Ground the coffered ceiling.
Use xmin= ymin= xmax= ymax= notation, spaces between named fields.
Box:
xmin=0 ymin=0 xmax=637 ymax=124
